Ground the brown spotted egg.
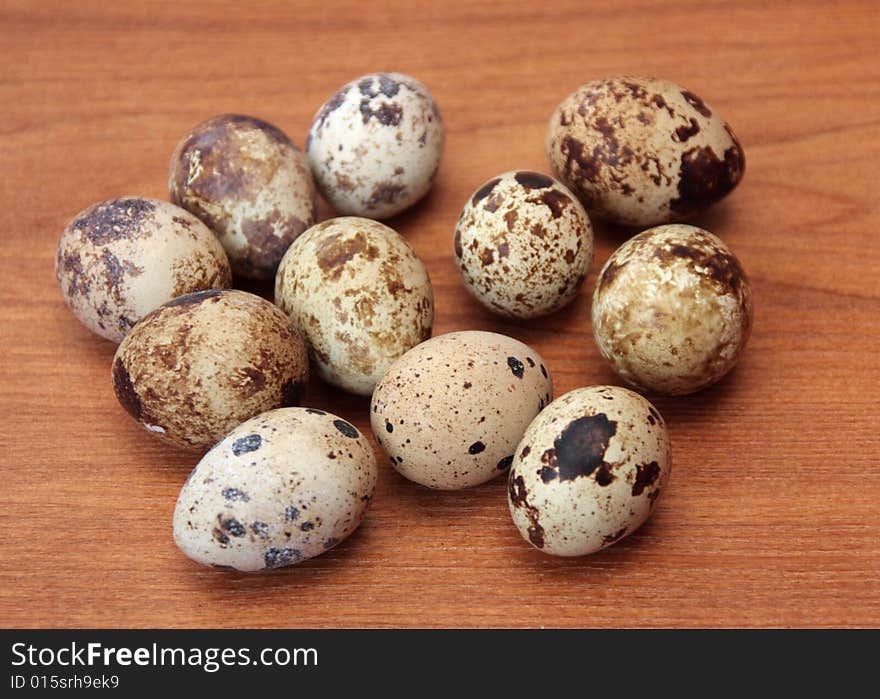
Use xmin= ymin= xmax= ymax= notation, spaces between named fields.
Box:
xmin=546 ymin=76 xmax=745 ymax=227
xmin=306 ymin=72 xmax=444 ymax=219
xmin=173 ymin=408 xmax=377 ymax=572
xmin=275 ymin=217 xmax=433 ymax=396
xmin=168 ymin=114 xmax=317 ymax=280
xmin=55 ymin=197 xmax=232 ymax=343
xmin=454 ymin=171 xmax=593 ymax=318
xmin=370 ymin=331 xmax=553 ymax=489
xmin=509 ymin=386 xmax=671 ymax=556
xmin=592 ymin=224 xmax=753 ymax=395
xmin=112 ymin=289 xmax=309 ymax=450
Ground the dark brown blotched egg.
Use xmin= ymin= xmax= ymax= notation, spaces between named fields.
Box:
xmin=546 ymin=76 xmax=745 ymax=227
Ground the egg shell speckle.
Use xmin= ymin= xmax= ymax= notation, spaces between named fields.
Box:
xmin=370 ymin=331 xmax=553 ymax=489
xmin=592 ymin=224 xmax=753 ymax=395
xmin=509 ymin=385 xmax=671 ymax=556
xmin=275 ymin=217 xmax=433 ymax=395
xmin=454 ymin=170 xmax=593 ymax=318
xmin=55 ymin=197 xmax=232 ymax=343
xmin=112 ymin=289 xmax=309 ymax=450
xmin=306 ymin=72 xmax=444 ymax=219
xmin=173 ymin=407 xmax=377 ymax=572
xmin=546 ymin=76 xmax=745 ymax=227
xmin=168 ymin=114 xmax=317 ymax=280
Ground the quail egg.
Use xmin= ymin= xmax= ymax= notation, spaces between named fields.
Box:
xmin=112 ymin=289 xmax=309 ymax=450
xmin=454 ymin=170 xmax=593 ymax=318
xmin=55 ymin=197 xmax=232 ymax=342
xmin=173 ymin=407 xmax=377 ymax=572
xmin=509 ymin=385 xmax=671 ymax=556
xmin=592 ymin=224 xmax=752 ymax=395
xmin=275 ymin=217 xmax=433 ymax=395
xmin=306 ymin=72 xmax=444 ymax=219
xmin=168 ymin=114 xmax=317 ymax=280
xmin=371 ymin=331 xmax=553 ymax=489
xmin=546 ymin=76 xmax=745 ymax=227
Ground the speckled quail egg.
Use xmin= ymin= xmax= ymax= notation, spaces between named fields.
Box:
xmin=173 ymin=407 xmax=377 ymax=572
xmin=454 ymin=170 xmax=593 ymax=318
xmin=275 ymin=217 xmax=433 ymax=395
xmin=546 ymin=76 xmax=745 ymax=227
xmin=306 ymin=72 xmax=444 ymax=219
xmin=370 ymin=331 xmax=553 ymax=489
xmin=112 ymin=289 xmax=309 ymax=450
xmin=592 ymin=224 xmax=753 ymax=395
xmin=509 ymin=385 xmax=671 ymax=556
xmin=55 ymin=197 xmax=232 ymax=343
xmin=168 ymin=114 xmax=317 ymax=280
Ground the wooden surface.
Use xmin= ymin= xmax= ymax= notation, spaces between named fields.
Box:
xmin=1 ymin=0 xmax=878 ymax=629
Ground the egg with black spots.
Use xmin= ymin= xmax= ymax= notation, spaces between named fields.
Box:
xmin=169 ymin=114 xmax=317 ymax=280
xmin=275 ymin=217 xmax=433 ymax=395
xmin=306 ymin=72 xmax=444 ymax=219
xmin=546 ymin=76 xmax=745 ymax=227
xmin=111 ymin=289 xmax=309 ymax=450
xmin=454 ymin=170 xmax=593 ymax=318
xmin=55 ymin=197 xmax=232 ymax=343
xmin=592 ymin=224 xmax=753 ymax=395
xmin=173 ymin=407 xmax=377 ymax=572
xmin=509 ymin=386 xmax=671 ymax=556
xmin=370 ymin=331 xmax=553 ymax=489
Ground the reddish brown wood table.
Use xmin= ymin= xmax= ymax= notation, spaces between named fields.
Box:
xmin=1 ymin=0 xmax=878 ymax=628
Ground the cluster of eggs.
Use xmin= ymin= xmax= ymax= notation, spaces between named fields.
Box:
xmin=56 ymin=73 xmax=752 ymax=571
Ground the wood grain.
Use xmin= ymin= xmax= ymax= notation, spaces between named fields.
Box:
xmin=1 ymin=0 xmax=878 ymax=628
